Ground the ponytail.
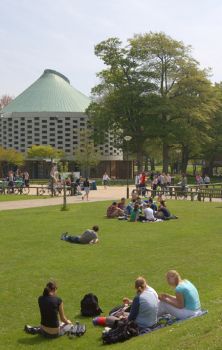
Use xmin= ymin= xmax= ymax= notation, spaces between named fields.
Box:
xmin=135 ymin=276 xmax=147 ymax=293
xmin=43 ymin=281 xmax=57 ymax=296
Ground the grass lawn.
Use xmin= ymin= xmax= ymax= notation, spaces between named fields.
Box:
xmin=0 ymin=200 xmax=222 ymax=350
xmin=0 ymin=195 xmax=48 ymax=202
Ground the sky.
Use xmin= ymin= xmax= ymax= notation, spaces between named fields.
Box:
xmin=0 ymin=0 xmax=222 ymax=97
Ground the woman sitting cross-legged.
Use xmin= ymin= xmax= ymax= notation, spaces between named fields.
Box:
xmin=158 ymin=270 xmax=201 ymax=320
xmin=24 ymin=281 xmax=72 ymax=338
xmin=155 ymin=200 xmax=178 ymax=220
xmin=123 ymin=277 xmax=159 ymax=330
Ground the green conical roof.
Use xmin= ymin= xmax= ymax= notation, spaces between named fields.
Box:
xmin=1 ymin=69 xmax=90 ymax=113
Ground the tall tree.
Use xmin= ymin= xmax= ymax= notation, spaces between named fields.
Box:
xmin=130 ymin=32 xmax=216 ymax=172
xmin=87 ymin=37 xmax=157 ymax=169
xmin=74 ymin=130 xmax=101 ymax=177
xmin=201 ymin=83 xmax=222 ymax=176
xmin=88 ymin=32 xmax=218 ymax=173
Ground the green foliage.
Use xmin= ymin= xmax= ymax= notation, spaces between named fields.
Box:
xmin=27 ymin=145 xmax=64 ymax=160
xmin=0 ymin=147 xmax=24 ymax=176
xmin=74 ymin=130 xmax=101 ymax=176
xmin=0 ymin=147 xmax=24 ymax=166
xmin=202 ymin=83 xmax=222 ymax=165
xmin=88 ymin=32 xmax=219 ymax=172
xmin=0 ymin=200 xmax=222 ymax=349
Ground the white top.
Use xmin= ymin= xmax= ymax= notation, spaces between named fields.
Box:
xmin=144 ymin=207 xmax=155 ymax=221
xmin=135 ymin=175 xmax=140 ymax=185
xmin=103 ymin=174 xmax=110 ymax=181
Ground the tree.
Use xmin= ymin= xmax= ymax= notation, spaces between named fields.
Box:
xmin=87 ymin=37 xmax=157 ymax=169
xmin=0 ymin=95 xmax=13 ymax=109
xmin=201 ymin=83 xmax=222 ymax=176
xmin=74 ymin=131 xmax=101 ymax=177
xmin=0 ymin=147 xmax=24 ymax=176
xmin=88 ymin=33 xmax=217 ymax=173
xmin=27 ymin=145 xmax=64 ymax=160
xmin=130 ymin=32 xmax=217 ymax=172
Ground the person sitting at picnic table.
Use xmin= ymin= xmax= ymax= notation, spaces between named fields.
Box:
xmin=61 ymin=225 xmax=99 ymax=244
xmin=107 ymin=202 xmax=124 ymax=218
xmin=158 ymin=270 xmax=201 ymax=320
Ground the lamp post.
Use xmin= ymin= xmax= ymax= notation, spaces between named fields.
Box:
xmin=124 ymin=135 xmax=132 ymax=199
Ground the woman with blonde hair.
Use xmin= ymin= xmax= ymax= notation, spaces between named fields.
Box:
xmin=123 ymin=276 xmax=159 ymax=330
xmin=158 ymin=270 xmax=201 ymax=319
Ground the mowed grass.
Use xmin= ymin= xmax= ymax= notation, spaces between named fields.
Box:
xmin=0 ymin=200 xmax=222 ymax=350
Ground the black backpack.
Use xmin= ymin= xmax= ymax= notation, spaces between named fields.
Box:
xmin=80 ymin=293 xmax=102 ymax=317
xmin=102 ymin=319 xmax=139 ymax=344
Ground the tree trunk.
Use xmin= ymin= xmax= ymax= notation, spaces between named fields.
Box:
xmin=136 ymin=150 xmax=143 ymax=172
xmin=181 ymin=145 xmax=189 ymax=174
xmin=150 ymin=158 xmax=155 ymax=171
xmin=162 ymin=143 xmax=169 ymax=173
xmin=144 ymin=155 xmax=149 ymax=171
xmin=207 ymin=159 xmax=215 ymax=177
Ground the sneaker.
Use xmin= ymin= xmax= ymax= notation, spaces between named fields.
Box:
xmin=24 ymin=325 xmax=39 ymax=335
xmin=60 ymin=232 xmax=68 ymax=240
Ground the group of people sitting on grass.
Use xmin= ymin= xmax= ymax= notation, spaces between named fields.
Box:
xmin=24 ymin=270 xmax=202 ymax=338
xmin=106 ymin=193 xmax=177 ymax=222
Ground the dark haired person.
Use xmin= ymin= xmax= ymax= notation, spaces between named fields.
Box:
xmin=61 ymin=225 xmax=99 ymax=244
xmin=24 ymin=281 xmax=72 ymax=338
xmin=82 ymin=177 xmax=90 ymax=201
xmin=106 ymin=202 xmax=124 ymax=218
xmin=156 ymin=200 xmax=178 ymax=220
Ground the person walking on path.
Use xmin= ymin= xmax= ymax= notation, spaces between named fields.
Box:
xmin=82 ymin=178 xmax=90 ymax=201
xmin=102 ymin=172 xmax=110 ymax=189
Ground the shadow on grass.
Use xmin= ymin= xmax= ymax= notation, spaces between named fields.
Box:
xmin=17 ymin=335 xmax=57 ymax=345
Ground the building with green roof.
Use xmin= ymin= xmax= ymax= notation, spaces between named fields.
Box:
xmin=0 ymin=69 xmax=122 ymax=164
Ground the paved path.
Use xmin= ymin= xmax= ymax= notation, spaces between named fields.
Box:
xmin=0 ymin=186 xmax=220 ymax=211
xmin=0 ymin=186 xmax=131 ymax=211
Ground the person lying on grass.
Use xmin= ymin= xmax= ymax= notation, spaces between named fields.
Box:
xmin=24 ymin=281 xmax=72 ymax=338
xmin=158 ymin=270 xmax=201 ymax=320
xmin=61 ymin=225 xmax=99 ymax=244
